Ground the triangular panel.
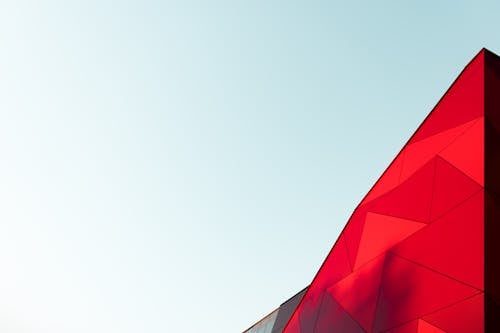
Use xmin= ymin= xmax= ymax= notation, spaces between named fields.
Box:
xmin=417 ymin=319 xmax=446 ymax=333
xmin=429 ymin=156 xmax=482 ymax=221
xmin=354 ymin=213 xmax=425 ymax=269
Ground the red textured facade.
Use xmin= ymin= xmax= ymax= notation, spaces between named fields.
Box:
xmin=282 ymin=49 xmax=500 ymax=332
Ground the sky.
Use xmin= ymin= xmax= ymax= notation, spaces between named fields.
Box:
xmin=0 ymin=1 xmax=499 ymax=332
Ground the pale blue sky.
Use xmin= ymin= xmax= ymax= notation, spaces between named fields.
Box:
xmin=0 ymin=1 xmax=499 ymax=332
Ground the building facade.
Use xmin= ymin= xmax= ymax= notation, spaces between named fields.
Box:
xmin=247 ymin=48 xmax=500 ymax=332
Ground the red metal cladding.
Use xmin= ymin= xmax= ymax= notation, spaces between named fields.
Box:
xmin=283 ymin=49 xmax=500 ymax=332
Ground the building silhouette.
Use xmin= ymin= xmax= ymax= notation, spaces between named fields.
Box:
xmin=245 ymin=48 xmax=500 ymax=333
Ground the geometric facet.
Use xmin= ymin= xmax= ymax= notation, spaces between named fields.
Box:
xmin=354 ymin=212 xmax=425 ymax=269
xmin=417 ymin=319 xmax=446 ymax=333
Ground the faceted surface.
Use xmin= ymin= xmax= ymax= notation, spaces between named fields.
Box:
xmin=282 ymin=49 xmax=500 ymax=332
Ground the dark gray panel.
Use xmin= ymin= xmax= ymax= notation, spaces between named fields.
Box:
xmin=271 ymin=287 xmax=308 ymax=333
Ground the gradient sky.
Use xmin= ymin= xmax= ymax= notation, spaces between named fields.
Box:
xmin=0 ymin=1 xmax=499 ymax=332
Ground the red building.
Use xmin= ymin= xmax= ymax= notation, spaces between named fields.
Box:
xmin=246 ymin=48 xmax=500 ymax=333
